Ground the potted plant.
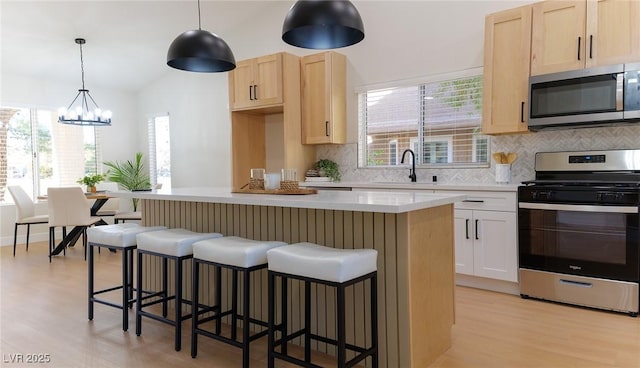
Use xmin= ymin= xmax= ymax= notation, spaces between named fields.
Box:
xmin=314 ymin=159 xmax=341 ymax=182
xmin=77 ymin=173 xmax=106 ymax=193
xmin=103 ymin=152 xmax=151 ymax=211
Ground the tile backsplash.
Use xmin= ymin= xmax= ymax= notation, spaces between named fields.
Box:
xmin=317 ymin=125 xmax=640 ymax=185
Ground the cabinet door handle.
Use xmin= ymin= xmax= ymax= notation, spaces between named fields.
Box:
xmin=520 ymin=101 xmax=525 ymax=123
xmin=577 ymin=36 xmax=581 ymax=60
xmin=254 ymin=84 xmax=258 ymax=100
xmin=589 ymin=35 xmax=593 ymax=59
xmin=463 ymin=199 xmax=484 ymax=203
xmin=465 ymin=219 xmax=470 ymax=239
xmin=475 ymin=219 xmax=479 ymax=240
xmin=325 ymin=121 xmax=329 ymax=136
xmin=249 ymin=85 xmax=254 ymax=100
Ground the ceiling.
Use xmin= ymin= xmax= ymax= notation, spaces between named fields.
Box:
xmin=1 ymin=1 xmax=291 ymax=92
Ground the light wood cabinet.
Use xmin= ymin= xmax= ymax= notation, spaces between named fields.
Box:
xmin=531 ymin=0 xmax=640 ymax=76
xmin=229 ymin=53 xmax=283 ymax=110
xmin=230 ymin=52 xmax=316 ymax=190
xmin=482 ymin=5 xmax=531 ymax=135
xmin=586 ymin=0 xmax=640 ymax=66
xmin=301 ymin=51 xmax=346 ymax=144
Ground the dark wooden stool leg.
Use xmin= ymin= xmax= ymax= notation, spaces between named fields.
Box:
xmin=242 ymin=269 xmax=251 ymax=368
xmin=191 ymin=259 xmax=200 ymax=358
xmin=88 ymin=244 xmax=95 ymax=321
xmin=175 ymin=257 xmax=183 ymax=351
xmin=267 ymin=271 xmax=276 ymax=368
xmin=135 ymin=251 xmax=143 ymax=336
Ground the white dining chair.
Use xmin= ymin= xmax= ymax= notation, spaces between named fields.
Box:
xmin=7 ymin=186 xmax=49 ymax=257
xmin=47 ymin=187 xmax=102 ymax=261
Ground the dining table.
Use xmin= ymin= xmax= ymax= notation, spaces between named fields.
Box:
xmin=38 ymin=192 xmax=112 ymax=256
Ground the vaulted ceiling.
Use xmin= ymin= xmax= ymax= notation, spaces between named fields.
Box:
xmin=1 ymin=1 xmax=291 ymax=91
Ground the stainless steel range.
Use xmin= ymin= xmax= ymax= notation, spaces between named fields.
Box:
xmin=518 ymin=149 xmax=640 ymax=316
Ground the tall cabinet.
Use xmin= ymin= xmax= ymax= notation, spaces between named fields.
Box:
xmin=482 ymin=5 xmax=532 ymax=135
xmin=300 ymin=52 xmax=347 ymax=144
xmin=229 ymin=52 xmax=316 ymax=190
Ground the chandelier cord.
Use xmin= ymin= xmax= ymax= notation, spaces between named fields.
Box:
xmin=79 ymin=41 xmax=86 ymax=90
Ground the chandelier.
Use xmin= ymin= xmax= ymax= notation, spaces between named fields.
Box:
xmin=58 ymin=38 xmax=112 ymax=126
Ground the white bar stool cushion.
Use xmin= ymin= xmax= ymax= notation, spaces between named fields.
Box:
xmin=193 ymin=236 xmax=286 ymax=268
xmin=267 ymin=242 xmax=378 ymax=283
xmin=136 ymin=228 xmax=222 ymax=257
xmin=88 ymin=224 xmax=167 ymax=248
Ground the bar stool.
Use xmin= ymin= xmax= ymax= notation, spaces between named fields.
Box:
xmin=87 ymin=223 xmax=166 ymax=331
xmin=190 ymin=236 xmax=286 ymax=367
xmin=267 ymin=242 xmax=379 ymax=368
xmin=135 ymin=228 xmax=222 ymax=351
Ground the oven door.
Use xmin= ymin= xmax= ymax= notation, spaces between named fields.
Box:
xmin=519 ymin=202 xmax=640 ymax=282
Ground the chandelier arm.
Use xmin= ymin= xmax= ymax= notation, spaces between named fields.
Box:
xmin=81 ymin=91 xmax=89 ymax=116
xmin=85 ymin=91 xmax=100 ymax=109
xmin=65 ymin=90 xmax=83 ymax=110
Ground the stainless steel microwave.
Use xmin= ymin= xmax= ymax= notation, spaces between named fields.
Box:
xmin=528 ymin=63 xmax=640 ymax=131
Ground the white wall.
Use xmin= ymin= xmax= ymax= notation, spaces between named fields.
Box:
xmin=136 ymin=69 xmax=231 ymax=188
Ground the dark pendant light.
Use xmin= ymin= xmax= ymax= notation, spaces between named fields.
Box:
xmin=282 ymin=0 xmax=365 ymax=49
xmin=58 ymin=38 xmax=112 ymax=126
xmin=167 ymin=0 xmax=235 ymax=72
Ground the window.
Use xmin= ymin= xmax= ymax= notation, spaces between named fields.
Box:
xmin=148 ymin=115 xmax=171 ymax=189
xmin=389 ymin=140 xmax=398 ymax=165
xmin=358 ymin=73 xmax=489 ymax=168
xmin=1 ymin=106 xmax=101 ymax=202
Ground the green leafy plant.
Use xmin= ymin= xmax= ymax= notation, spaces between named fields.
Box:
xmin=103 ymin=152 xmax=150 ymax=211
xmin=314 ymin=159 xmax=341 ymax=182
xmin=77 ymin=174 xmax=105 ymax=188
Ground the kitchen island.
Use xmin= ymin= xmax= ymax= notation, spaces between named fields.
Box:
xmin=112 ymin=187 xmax=465 ymax=368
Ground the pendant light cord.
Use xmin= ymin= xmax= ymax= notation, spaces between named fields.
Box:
xmin=197 ymin=0 xmax=202 ymax=30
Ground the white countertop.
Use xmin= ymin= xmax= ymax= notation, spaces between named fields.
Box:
xmin=110 ymin=187 xmax=466 ymax=214
xmin=300 ymin=181 xmax=520 ymax=192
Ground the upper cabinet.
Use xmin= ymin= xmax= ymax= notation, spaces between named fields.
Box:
xmin=229 ymin=53 xmax=283 ymax=110
xmin=482 ymin=5 xmax=532 ymax=135
xmin=531 ymin=0 xmax=640 ymax=76
xmin=301 ymin=51 xmax=347 ymax=144
xmin=586 ymin=0 xmax=640 ymax=66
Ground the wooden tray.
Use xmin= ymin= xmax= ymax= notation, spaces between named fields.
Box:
xmin=234 ymin=188 xmax=318 ymax=195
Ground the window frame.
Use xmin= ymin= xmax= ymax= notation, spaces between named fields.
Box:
xmin=356 ymin=67 xmax=489 ymax=169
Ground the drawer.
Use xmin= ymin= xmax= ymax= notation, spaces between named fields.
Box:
xmin=435 ymin=190 xmax=516 ymax=212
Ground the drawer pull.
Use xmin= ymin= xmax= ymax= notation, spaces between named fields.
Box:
xmin=463 ymin=199 xmax=485 ymax=203
xmin=560 ymin=279 xmax=593 ymax=288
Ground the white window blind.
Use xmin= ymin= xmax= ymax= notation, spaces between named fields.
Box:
xmin=358 ymin=74 xmax=488 ymax=168
xmin=148 ymin=115 xmax=171 ymax=189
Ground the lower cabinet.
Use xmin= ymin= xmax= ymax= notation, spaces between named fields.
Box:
xmin=352 ymin=187 xmax=519 ymax=284
xmin=438 ymin=190 xmax=518 ymax=283
xmin=454 ymin=208 xmax=517 ymax=282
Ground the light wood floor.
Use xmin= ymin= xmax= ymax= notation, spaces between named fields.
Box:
xmin=1 ymin=242 xmax=639 ymax=367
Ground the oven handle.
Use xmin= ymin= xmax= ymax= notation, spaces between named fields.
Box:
xmin=518 ymin=202 xmax=638 ymax=213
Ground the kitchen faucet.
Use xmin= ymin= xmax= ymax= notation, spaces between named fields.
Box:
xmin=400 ymin=149 xmax=417 ymax=182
